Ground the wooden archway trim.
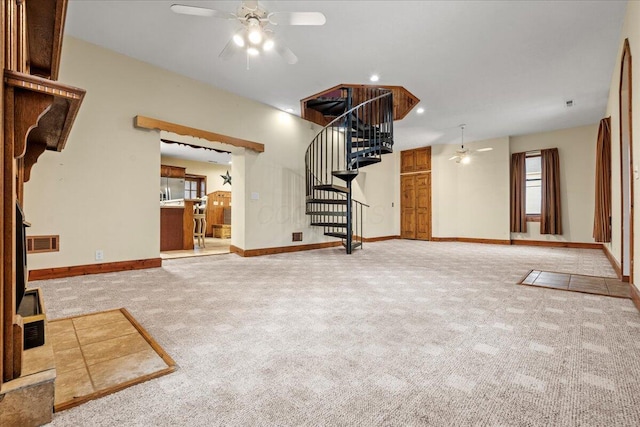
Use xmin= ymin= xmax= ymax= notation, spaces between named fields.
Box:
xmin=134 ymin=115 xmax=265 ymax=153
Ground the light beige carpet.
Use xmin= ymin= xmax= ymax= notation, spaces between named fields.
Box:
xmin=34 ymin=240 xmax=640 ymax=426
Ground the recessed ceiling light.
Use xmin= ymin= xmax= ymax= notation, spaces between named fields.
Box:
xmin=370 ymin=74 xmax=379 ymax=82
xmin=417 ymin=107 xmax=425 ymax=114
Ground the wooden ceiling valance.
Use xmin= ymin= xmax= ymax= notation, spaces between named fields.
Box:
xmin=134 ymin=116 xmax=265 ymax=153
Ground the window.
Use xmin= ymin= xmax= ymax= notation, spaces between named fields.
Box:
xmin=525 ymin=154 xmax=541 ymax=220
xmin=185 ymin=175 xmax=206 ymax=199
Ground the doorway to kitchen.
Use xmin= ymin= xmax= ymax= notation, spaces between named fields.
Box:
xmin=159 ymin=139 xmax=233 ymax=259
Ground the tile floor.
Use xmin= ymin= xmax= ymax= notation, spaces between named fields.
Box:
xmin=49 ymin=308 xmax=175 ymax=411
xmin=160 ymin=237 xmax=231 ymax=260
xmin=519 ymin=270 xmax=630 ymax=298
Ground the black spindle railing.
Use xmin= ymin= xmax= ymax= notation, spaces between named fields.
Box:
xmin=305 ymin=87 xmax=393 ymax=253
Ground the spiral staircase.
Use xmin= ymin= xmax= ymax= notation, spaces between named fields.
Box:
xmin=303 ymin=86 xmax=396 ymax=254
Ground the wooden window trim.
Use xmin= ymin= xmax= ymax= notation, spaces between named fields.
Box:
xmin=526 ymin=214 xmax=541 ymax=223
xmin=185 ymin=174 xmax=207 ymax=199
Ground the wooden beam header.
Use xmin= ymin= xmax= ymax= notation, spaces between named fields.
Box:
xmin=134 ymin=116 xmax=265 ymax=153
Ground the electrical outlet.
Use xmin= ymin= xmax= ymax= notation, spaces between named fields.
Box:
xmin=95 ymin=250 xmax=104 ymax=261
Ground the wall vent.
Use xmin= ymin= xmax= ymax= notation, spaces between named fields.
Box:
xmin=27 ymin=235 xmax=59 ymax=254
xmin=292 ymin=232 xmax=303 ymax=242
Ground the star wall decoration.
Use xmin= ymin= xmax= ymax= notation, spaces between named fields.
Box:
xmin=221 ymin=170 xmax=232 ymax=186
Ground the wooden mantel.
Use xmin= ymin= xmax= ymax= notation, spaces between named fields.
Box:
xmin=134 ymin=116 xmax=265 ymax=153
xmin=1 ymin=3 xmax=85 ymax=425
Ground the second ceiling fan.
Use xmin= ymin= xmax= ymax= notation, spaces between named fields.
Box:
xmin=170 ymin=1 xmax=326 ymax=65
xmin=448 ymin=124 xmax=493 ymax=164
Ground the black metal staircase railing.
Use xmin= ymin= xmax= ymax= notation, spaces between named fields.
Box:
xmin=305 ymin=87 xmax=394 ymax=253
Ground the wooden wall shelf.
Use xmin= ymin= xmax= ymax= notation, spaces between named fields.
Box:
xmin=4 ymin=70 xmax=85 ymax=181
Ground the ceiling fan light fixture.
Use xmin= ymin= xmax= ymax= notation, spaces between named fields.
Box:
xmin=171 ymin=2 xmax=326 ymax=66
xmin=263 ymin=38 xmax=275 ymax=51
xmin=233 ymin=33 xmax=245 ymax=47
xmin=248 ymin=28 xmax=262 ymax=44
xmin=461 ymin=155 xmax=471 ymax=165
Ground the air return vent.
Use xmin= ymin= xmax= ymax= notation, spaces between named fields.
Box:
xmin=27 ymin=235 xmax=59 ymax=253
xmin=292 ymin=232 xmax=303 ymax=242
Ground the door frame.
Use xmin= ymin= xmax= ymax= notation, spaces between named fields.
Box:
xmin=619 ymin=38 xmax=634 ymax=283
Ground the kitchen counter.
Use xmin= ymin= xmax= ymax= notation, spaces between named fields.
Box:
xmin=160 ymin=200 xmax=198 ymax=251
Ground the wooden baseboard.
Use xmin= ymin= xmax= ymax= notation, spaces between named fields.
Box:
xmin=360 ymin=235 xmax=400 ymax=243
xmin=28 ymin=258 xmax=162 ymax=281
xmin=231 ymin=241 xmax=342 ymax=257
xmin=631 ymin=283 xmax=640 ymax=312
xmin=431 ymin=237 xmax=511 ymax=245
xmin=602 ymin=244 xmax=622 ymax=279
xmin=510 ymin=240 xmax=602 ymax=249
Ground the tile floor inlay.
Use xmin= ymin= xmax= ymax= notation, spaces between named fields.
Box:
xmin=49 ymin=308 xmax=176 ymax=412
xmin=519 ymin=270 xmax=631 ymax=298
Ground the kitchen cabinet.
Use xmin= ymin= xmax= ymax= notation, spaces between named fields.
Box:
xmin=160 ymin=165 xmax=186 ymax=178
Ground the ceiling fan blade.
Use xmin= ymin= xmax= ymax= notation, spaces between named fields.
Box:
xmin=275 ymin=41 xmax=298 ymax=64
xmin=170 ymin=4 xmax=236 ymax=19
xmin=476 ymin=147 xmax=493 ymax=152
xmin=268 ymin=11 xmax=326 ymax=26
xmin=448 ymin=155 xmax=459 ymax=161
xmin=219 ymin=36 xmax=241 ymax=60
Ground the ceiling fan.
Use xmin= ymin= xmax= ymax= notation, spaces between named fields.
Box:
xmin=170 ymin=1 xmax=326 ymax=65
xmin=448 ymin=124 xmax=493 ymax=164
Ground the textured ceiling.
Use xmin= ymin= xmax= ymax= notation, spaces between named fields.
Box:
xmin=65 ymin=0 xmax=626 ymax=151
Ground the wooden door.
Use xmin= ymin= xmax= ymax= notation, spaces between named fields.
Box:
xmin=401 ymin=172 xmax=431 ymax=240
xmin=401 ymin=175 xmax=416 ymax=238
xmin=400 ymin=147 xmax=431 ymax=240
xmin=415 ymin=147 xmax=431 ymax=171
xmin=415 ymin=173 xmax=431 ymax=239
xmin=401 ymin=150 xmax=416 ymax=173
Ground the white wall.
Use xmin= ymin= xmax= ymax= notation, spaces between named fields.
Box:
xmin=510 ymin=124 xmax=598 ymax=243
xmin=604 ymin=0 xmax=640 ymax=278
xmin=159 ymin=156 xmax=232 ymax=194
xmin=432 ymin=137 xmax=510 ymax=240
xmin=24 ymin=37 xmax=332 ymax=269
xmin=352 ymin=150 xmax=400 ymax=238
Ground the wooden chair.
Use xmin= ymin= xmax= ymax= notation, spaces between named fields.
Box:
xmin=193 ymin=205 xmax=206 ymax=248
